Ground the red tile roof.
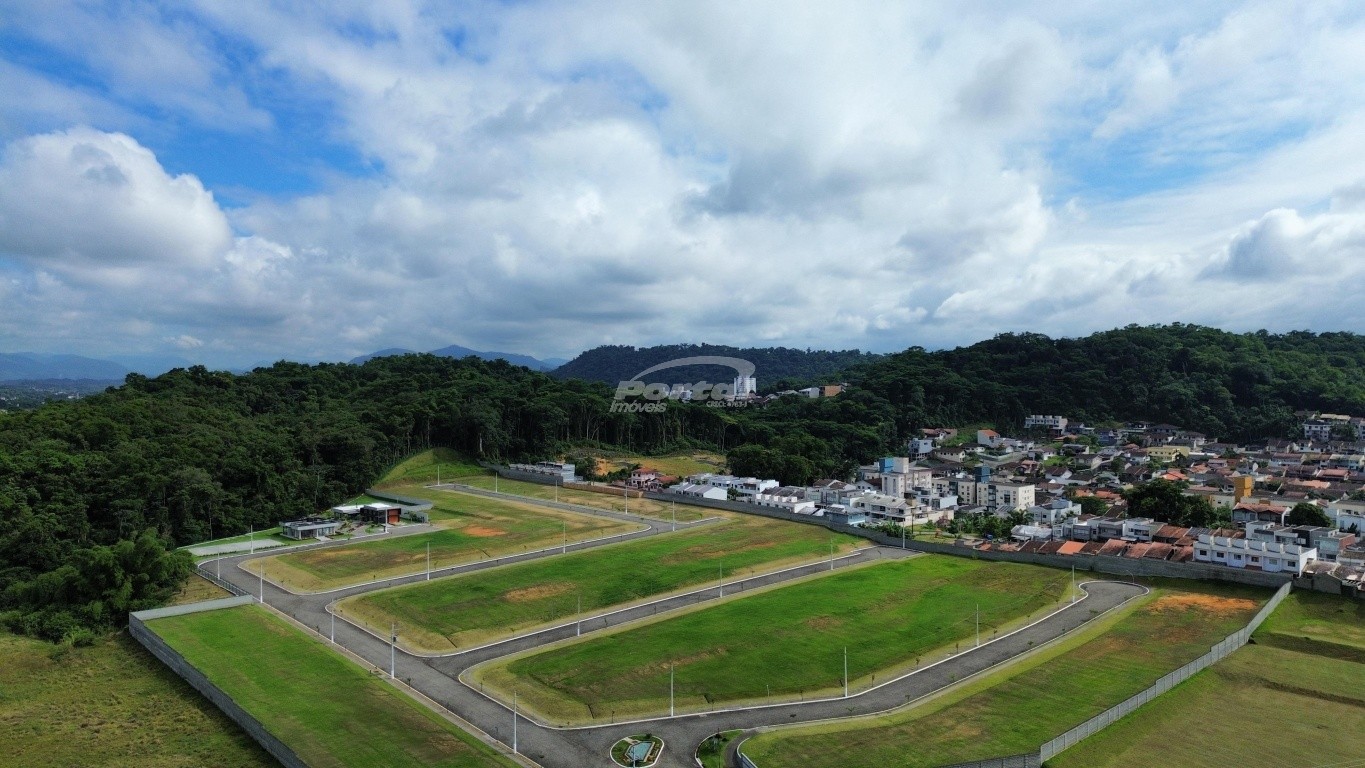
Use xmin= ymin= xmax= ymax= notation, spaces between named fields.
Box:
xmin=1058 ymin=541 xmax=1086 ymax=555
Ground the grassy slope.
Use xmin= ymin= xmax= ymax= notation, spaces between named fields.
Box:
xmin=460 ymin=474 xmax=708 ymax=522
xmin=0 ymin=631 xmax=275 ymax=768
xmin=1047 ymin=644 xmax=1365 ymax=768
xmin=1048 ymin=590 xmax=1365 ymax=768
xmin=375 ymin=448 xmax=487 ymax=488
xmin=339 ymin=515 xmax=865 ymax=651
xmin=253 ymin=485 xmax=640 ymax=591
xmin=482 ymin=557 xmax=1072 ymax=721
xmin=743 ymin=583 xmax=1267 ymax=768
xmin=149 ymin=605 xmax=516 ymax=768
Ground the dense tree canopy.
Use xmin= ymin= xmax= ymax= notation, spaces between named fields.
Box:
xmin=1286 ymin=502 xmax=1332 ymax=527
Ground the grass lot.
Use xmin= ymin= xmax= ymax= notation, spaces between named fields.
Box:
xmin=742 ymin=583 xmax=1267 ymax=768
xmin=459 ymin=474 xmax=708 ymax=523
xmin=1050 ymin=590 xmax=1365 ymax=768
xmin=338 ymin=515 xmax=865 ymax=652
xmin=591 ymin=450 xmax=725 ymax=479
xmin=149 ymin=605 xmax=517 ymax=768
xmin=477 ymin=557 xmax=1073 ymax=722
xmin=167 ymin=573 xmax=233 ymax=605
xmin=250 ymin=485 xmax=641 ymax=592
xmin=0 ymin=630 xmax=275 ymax=768
xmin=1046 ymin=644 xmax=1365 ymax=768
xmin=1254 ymin=589 xmax=1365 ymax=660
xmin=376 ymin=448 xmax=487 ymax=488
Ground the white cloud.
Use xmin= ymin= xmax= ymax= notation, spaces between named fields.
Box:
xmin=0 ymin=1 xmax=1364 ymax=365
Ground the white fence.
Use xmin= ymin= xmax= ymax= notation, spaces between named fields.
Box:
xmin=1038 ymin=580 xmax=1292 ymax=761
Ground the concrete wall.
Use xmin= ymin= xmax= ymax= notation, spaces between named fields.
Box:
xmin=129 ymin=599 xmax=309 ymax=768
xmin=490 ymin=465 xmax=1294 ymax=590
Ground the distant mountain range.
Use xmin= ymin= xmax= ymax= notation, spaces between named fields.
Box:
xmin=0 ymin=353 xmax=130 ymax=382
xmin=349 ymin=345 xmax=568 ymax=371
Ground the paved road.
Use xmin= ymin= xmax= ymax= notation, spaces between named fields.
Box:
xmin=205 ymin=487 xmax=1146 ymax=768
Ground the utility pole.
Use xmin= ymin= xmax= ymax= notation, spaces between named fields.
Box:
xmin=426 ymin=542 xmax=431 ymax=581
xmin=249 ymin=524 xmax=254 ymax=554
xmin=259 ymin=569 xmax=264 ymax=604
xmin=562 ymin=520 xmax=567 ymax=554
xmin=975 ymin=604 xmax=980 ymax=648
xmin=576 ymin=593 xmax=582 ymax=636
xmin=843 ymin=646 xmax=849 ymax=698
xmin=672 ymin=501 xmax=676 ymax=532
xmin=830 ymin=539 xmax=835 ymax=571
xmin=719 ymin=562 xmax=724 ymax=597
xmin=670 ymin=663 xmax=675 ymax=716
xmin=330 ymin=611 xmax=335 ymax=643
xmin=1071 ymin=565 xmax=1077 ymax=603
xmin=902 ymin=523 xmax=906 ymax=549
xmin=512 ymin=691 xmax=518 ymax=754
xmin=390 ymin=623 xmax=396 ymax=679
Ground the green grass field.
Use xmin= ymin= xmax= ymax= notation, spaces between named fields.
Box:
xmin=1253 ymin=588 xmax=1365 ymax=660
xmin=338 ymin=514 xmax=866 ymax=651
xmin=1046 ymin=643 xmax=1365 ymax=768
xmin=0 ymin=630 xmax=275 ymax=768
xmin=375 ymin=448 xmax=487 ymax=488
xmin=742 ymin=584 xmax=1267 ymax=768
xmin=477 ymin=557 xmax=1073 ymax=722
xmin=251 ymin=485 xmax=641 ymax=591
xmin=149 ymin=605 xmax=518 ymax=768
xmin=460 ymin=474 xmax=708 ymax=522
xmin=1049 ymin=590 xmax=1365 ymax=768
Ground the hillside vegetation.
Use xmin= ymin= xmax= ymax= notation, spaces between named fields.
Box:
xmin=2 ymin=325 xmax=1362 ymax=641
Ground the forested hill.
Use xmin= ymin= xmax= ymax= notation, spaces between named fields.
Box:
xmin=853 ymin=325 xmax=1365 ymax=440
xmin=553 ymin=344 xmax=881 ymax=388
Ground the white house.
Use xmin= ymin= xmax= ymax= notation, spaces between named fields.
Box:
xmin=1193 ymin=534 xmax=1316 ymax=576
xmin=666 ymin=482 xmax=728 ymax=501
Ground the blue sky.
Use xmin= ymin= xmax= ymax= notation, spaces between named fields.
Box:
xmin=1 ymin=1 xmax=1364 ymax=369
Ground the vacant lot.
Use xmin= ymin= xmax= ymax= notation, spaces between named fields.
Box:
xmin=1254 ymin=588 xmax=1365 ymax=659
xmin=250 ymin=486 xmax=640 ymax=592
xmin=149 ymin=605 xmax=518 ymax=768
xmin=1047 ymin=643 xmax=1365 ymax=768
xmin=1049 ymin=589 xmax=1365 ymax=768
xmin=460 ymin=474 xmax=708 ymax=522
xmin=742 ymin=583 xmax=1267 ymax=768
xmin=339 ymin=515 xmax=865 ymax=651
xmin=0 ymin=630 xmax=274 ymax=768
xmin=478 ymin=557 xmax=1072 ymax=722
xmin=592 ymin=450 xmax=725 ymax=479
xmin=375 ymin=448 xmax=487 ymax=488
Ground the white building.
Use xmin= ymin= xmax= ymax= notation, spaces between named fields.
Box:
xmin=686 ymin=473 xmax=777 ymax=497
xmin=733 ymin=375 xmax=758 ymax=398
xmin=1193 ymin=534 xmax=1316 ymax=576
xmin=1024 ymin=415 xmax=1069 ymax=432
xmin=752 ymin=486 xmax=817 ymax=514
xmin=666 ymin=482 xmax=728 ymax=501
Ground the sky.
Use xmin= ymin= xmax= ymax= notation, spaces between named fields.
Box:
xmin=1 ymin=1 xmax=1364 ymax=368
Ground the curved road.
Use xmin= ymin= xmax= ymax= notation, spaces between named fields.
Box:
xmin=205 ymin=488 xmax=1147 ymax=768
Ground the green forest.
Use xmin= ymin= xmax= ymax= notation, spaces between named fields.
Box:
xmin=2 ymin=324 xmax=1363 ymax=641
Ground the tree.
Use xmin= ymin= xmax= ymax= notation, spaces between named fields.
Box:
xmin=1121 ymin=479 xmax=1217 ymax=527
xmin=1286 ymin=502 xmax=1331 ymax=527
xmin=1075 ymin=495 xmax=1109 ymax=517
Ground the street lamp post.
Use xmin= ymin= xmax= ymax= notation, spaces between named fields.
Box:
xmin=512 ymin=691 xmax=518 ymax=754
xmin=843 ymin=646 xmax=849 ymax=698
xmin=390 ymin=623 xmax=396 ymax=679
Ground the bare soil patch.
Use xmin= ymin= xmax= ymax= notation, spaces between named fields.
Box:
xmin=463 ymin=525 xmax=506 ymax=538
xmin=504 ymin=583 xmax=575 ymax=603
xmin=1145 ymin=593 xmax=1259 ymax=618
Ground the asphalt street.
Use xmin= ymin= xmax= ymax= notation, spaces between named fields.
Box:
xmin=204 ymin=487 xmax=1146 ymax=768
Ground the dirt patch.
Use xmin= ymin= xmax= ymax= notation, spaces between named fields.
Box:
xmin=804 ymin=616 xmax=844 ymax=631
xmin=1145 ymin=593 xmax=1259 ymax=618
xmin=504 ymin=583 xmax=575 ymax=603
xmin=463 ymin=525 xmax=506 ymax=538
